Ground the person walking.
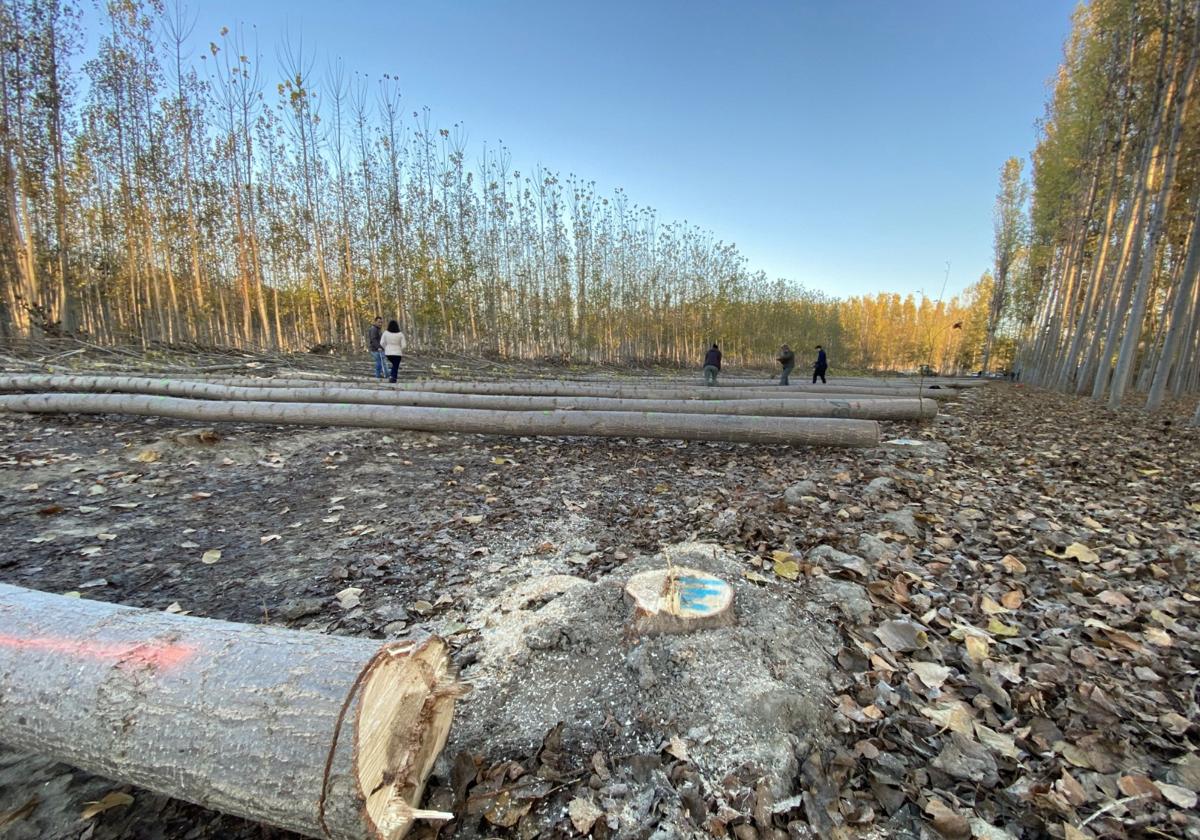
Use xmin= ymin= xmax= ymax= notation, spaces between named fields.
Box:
xmin=380 ymin=319 xmax=407 ymax=383
xmin=367 ymin=316 xmax=385 ymax=380
xmin=703 ymin=343 xmax=722 ymax=386
xmin=812 ymin=345 xmax=828 ymax=384
xmin=777 ymin=344 xmax=795 ymax=385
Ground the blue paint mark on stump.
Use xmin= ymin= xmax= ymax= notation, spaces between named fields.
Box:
xmin=674 ymin=574 xmax=728 ymax=617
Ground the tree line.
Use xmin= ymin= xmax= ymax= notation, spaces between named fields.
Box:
xmin=988 ymin=0 xmax=1200 ymax=418
xmin=1 ymin=0 xmax=994 ymax=372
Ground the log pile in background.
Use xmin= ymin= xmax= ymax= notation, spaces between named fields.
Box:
xmin=0 ymin=583 xmax=463 ymax=840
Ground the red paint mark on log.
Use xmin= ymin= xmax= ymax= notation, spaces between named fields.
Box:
xmin=0 ymin=634 xmax=197 ymax=671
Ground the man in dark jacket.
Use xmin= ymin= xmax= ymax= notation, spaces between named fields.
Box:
xmin=703 ymin=344 xmax=722 ymax=386
xmin=813 ymin=345 xmax=828 ymax=384
xmin=777 ymin=344 xmax=795 ymax=385
xmin=367 ymin=316 xmax=385 ymax=379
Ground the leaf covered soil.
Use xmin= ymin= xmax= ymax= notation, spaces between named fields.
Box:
xmin=0 ymin=381 xmax=1198 ymax=839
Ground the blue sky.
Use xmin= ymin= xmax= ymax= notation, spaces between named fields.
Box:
xmin=87 ymin=1 xmax=1075 ymax=300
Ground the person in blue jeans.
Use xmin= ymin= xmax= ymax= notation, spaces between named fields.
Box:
xmin=703 ymin=343 xmax=722 ymax=386
xmin=367 ymin=316 xmax=385 ymax=379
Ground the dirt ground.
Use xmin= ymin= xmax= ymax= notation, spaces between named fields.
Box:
xmin=0 ymin=376 xmax=1198 ymax=840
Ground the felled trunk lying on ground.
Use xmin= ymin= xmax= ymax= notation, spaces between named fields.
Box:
xmin=380 ymin=380 xmax=953 ymax=401
xmin=694 ymin=376 xmax=986 ymax=389
xmin=0 ymin=375 xmax=937 ymax=420
xmin=173 ymin=374 xmax=956 ymax=399
xmin=0 ymin=392 xmax=881 ymax=446
xmin=0 ymin=583 xmax=462 ymax=840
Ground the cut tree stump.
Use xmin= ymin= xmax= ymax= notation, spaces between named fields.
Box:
xmin=624 ymin=568 xmax=735 ymax=635
xmin=0 ymin=393 xmax=881 ymax=446
xmin=0 ymin=583 xmax=464 ymax=840
xmin=0 ymin=375 xmax=937 ymax=420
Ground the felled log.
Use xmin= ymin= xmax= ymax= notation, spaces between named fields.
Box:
xmin=0 ymin=392 xmax=881 ymax=447
xmin=0 ymin=375 xmax=937 ymax=420
xmin=0 ymin=583 xmax=463 ymax=840
xmin=174 ymin=374 xmax=956 ymax=399
xmin=382 ymin=380 xmax=953 ymax=401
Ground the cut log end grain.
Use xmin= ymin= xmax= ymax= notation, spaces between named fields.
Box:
xmin=0 ymin=583 xmax=467 ymax=840
xmin=357 ymin=638 xmax=463 ymax=839
xmin=625 ymin=567 xmax=735 ymax=635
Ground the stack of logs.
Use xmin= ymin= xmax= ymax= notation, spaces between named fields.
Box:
xmin=0 ymin=373 xmax=985 ymax=448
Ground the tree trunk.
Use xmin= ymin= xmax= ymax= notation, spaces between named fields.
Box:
xmin=1109 ymin=28 xmax=1200 ymax=407
xmin=0 ymin=582 xmax=461 ymax=840
xmin=167 ymin=375 xmax=955 ymax=400
xmin=1147 ymin=200 xmax=1200 ymax=409
xmin=0 ymin=375 xmax=938 ymax=420
xmin=0 ymin=392 xmax=881 ymax=447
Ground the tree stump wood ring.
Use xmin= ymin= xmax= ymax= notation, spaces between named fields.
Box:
xmin=625 ymin=568 xmax=734 ymax=635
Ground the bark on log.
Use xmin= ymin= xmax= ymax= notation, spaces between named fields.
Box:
xmin=0 ymin=583 xmax=462 ymax=840
xmin=0 ymin=376 xmax=937 ymax=420
xmin=173 ymin=375 xmax=953 ymax=399
xmin=0 ymin=393 xmax=881 ymax=447
xmin=380 ymin=380 xmax=953 ymax=401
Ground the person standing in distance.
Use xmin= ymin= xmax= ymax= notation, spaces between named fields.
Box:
xmin=381 ymin=319 xmax=407 ymax=383
xmin=813 ymin=345 xmax=828 ymax=384
xmin=703 ymin=343 xmax=722 ymax=386
xmin=367 ymin=316 xmax=385 ymax=380
xmin=777 ymin=344 xmax=795 ymax=385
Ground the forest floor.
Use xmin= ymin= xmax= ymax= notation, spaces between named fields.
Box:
xmin=0 ymin=349 xmax=1198 ymax=840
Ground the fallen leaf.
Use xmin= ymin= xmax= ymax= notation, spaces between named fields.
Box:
xmin=1117 ymin=774 xmax=1161 ymax=800
xmin=773 ymin=554 xmax=800 ymax=580
xmin=133 ymin=448 xmax=160 ymax=463
xmin=1097 ymin=589 xmax=1131 ymax=607
xmin=911 ymin=661 xmax=952 ymax=689
xmin=1063 ymin=542 xmax=1099 ymax=563
xmin=1144 ymin=626 xmax=1172 ymax=647
xmin=1160 ymin=711 xmax=1191 ymax=735
xmin=875 ymin=619 xmax=928 ymax=652
xmin=975 ymin=722 xmax=1020 ymax=759
xmin=965 ymin=635 xmax=990 ymax=662
xmin=568 ymin=796 xmax=603 ymax=834
xmin=200 ymin=549 xmax=221 ymax=564
xmin=336 ymin=587 xmax=363 ymax=609
xmin=1000 ymin=589 xmax=1024 ymax=609
xmin=482 ymin=790 xmax=531 ymax=828
xmin=921 ymin=701 xmax=975 ymax=735
xmin=981 ymin=596 xmax=1008 ymax=615
xmin=1000 ymin=555 xmax=1026 ymax=574
xmin=924 ymin=798 xmax=970 ymax=839
xmin=1156 ymin=781 xmax=1198 ymax=809
xmin=463 ymin=514 xmax=485 ymax=525
xmin=81 ymin=791 xmax=133 ymax=820
xmin=665 ymin=735 xmax=690 ymax=761
xmin=987 ymin=618 xmax=1020 ymax=637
